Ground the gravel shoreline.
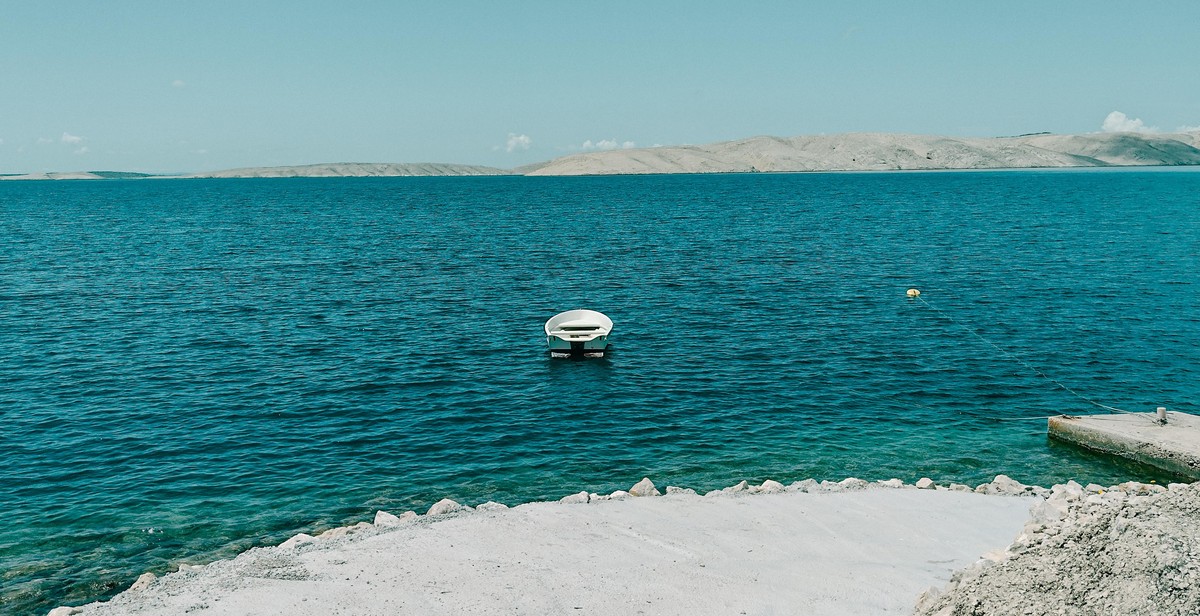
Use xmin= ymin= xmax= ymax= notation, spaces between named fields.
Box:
xmin=46 ymin=476 xmax=1198 ymax=616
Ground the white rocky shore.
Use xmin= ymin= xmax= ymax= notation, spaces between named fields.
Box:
xmin=49 ymin=477 xmax=1197 ymax=616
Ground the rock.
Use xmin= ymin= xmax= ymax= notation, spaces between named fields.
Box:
xmin=878 ymin=478 xmax=905 ymax=489
xmin=758 ymin=480 xmax=786 ymax=493
xmin=128 ymin=572 xmax=156 ymax=592
xmin=176 ymin=563 xmax=203 ymax=572
xmin=373 ymin=510 xmax=417 ymax=525
xmin=976 ymin=474 xmax=1027 ymax=495
xmin=789 ymin=479 xmax=818 ymax=492
xmin=279 ymin=533 xmax=315 ymax=549
xmin=838 ymin=477 xmax=869 ymax=490
xmin=559 ymin=491 xmax=590 ymax=504
xmin=47 ymin=607 xmax=80 ymax=616
xmin=629 ymin=478 xmax=661 ymax=497
xmin=916 ymin=478 xmax=936 ymax=490
xmin=818 ymin=480 xmax=844 ymax=493
xmin=475 ymin=501 xmax=508 ymax=512
xmin=948 ymin=483 xmax=972 ymax=492
xmin=1085 ymin=483 xmax=1106 ymax=494
xmin=917 ymin=482 xmax=1200 ymax=616
xmin=607 ymin=490 xmax=632 ymax=500
xmin=724 ymin=480 xmax=749 ymax=493
xmin=427 ymin=498 xmax=464 ymax=516
xmin=374 ymin=510 xmax=402 ymax=526
xmin=665 ymin=486 xmax=697 ymax=496
xmin=319 ymin=522 xmax=373 ymax=539
xmin=318 ymin=526 xmax=352 ymax=539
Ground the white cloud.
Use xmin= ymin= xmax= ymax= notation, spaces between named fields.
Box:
xmin=61 ymin=132 xmax=84 ymax=144
xmin=74 ymin=146 xmax=90 ymax=155
xmin=1101 ymin=111 xmax=1156 ymax=133
xmin=505 ymin=133 xmax=532 ymax=152
xmin=1178 ymin=124 xmax=1200 ymax=133
xmin=172 ymin=79 xmax=186 ymax=88
xmin=581 ymin=139 xmax=636 ymax=151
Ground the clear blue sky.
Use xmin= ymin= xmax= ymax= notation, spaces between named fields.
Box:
xmin=3 ymin=1 xmax=1198 ymax=173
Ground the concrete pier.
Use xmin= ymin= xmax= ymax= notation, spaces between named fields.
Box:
xmin=1048 ymin=412 xmax=1200 ymax=480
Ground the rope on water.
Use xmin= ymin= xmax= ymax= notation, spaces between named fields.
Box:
xmin=912 ymin=293 xmax=1143 ymax=417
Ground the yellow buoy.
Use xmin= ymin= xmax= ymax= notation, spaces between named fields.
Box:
xmin=906 ymin=288 xmax=921 ymax=298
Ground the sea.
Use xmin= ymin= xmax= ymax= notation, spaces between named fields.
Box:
xmin=2 ymin=169 xmax=1198 ymax=615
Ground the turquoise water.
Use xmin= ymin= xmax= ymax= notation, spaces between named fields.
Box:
xmin=2 ymin=170 xmax=1198 ymax=614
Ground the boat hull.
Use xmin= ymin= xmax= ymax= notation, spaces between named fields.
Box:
xmin=546 ymin=334 xmax=610 ymax=356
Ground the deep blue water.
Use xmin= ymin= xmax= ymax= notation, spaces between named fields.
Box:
xmin=2 ymin=170 xmax=1198 ymax=615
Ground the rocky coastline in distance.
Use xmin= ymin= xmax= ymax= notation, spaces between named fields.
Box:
xmin=4 ymin=130 xmax=1200 ymax=180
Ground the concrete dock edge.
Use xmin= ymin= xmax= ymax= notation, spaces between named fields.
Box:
xmin=1048 ymin=412 xmax=1200 ymax=480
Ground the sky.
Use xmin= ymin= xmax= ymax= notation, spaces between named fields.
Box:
xmin=2 ymin=1 xmax=1199 ymax=173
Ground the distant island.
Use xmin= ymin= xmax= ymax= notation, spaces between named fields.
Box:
xmin=4 ymin=130 xmax=1199 ymax=180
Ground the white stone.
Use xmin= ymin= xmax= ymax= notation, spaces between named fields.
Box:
xmin=47 ymin=607 xmax=80 ymax=616
xmin=839 ymin=477 xmax=869 ymax=490
xmin=629 ymin=478 xmax=661 ymax=497
xmin=878 ymin=478 xmax=904 ymax=489
xmin=759 ymin=480 xmax=786 ymax=493
xmin=607 ymin=490 xmax=632 ymax=500
xmin=916 ymin=478 xmax=936 ymax=490
xmin=128 ymin=572 xmax=156 ymax=592
xmin=665 ymin=486 xmax=698 ymax=496
xmin=559 ymin=491 xmax=590 ymax=504
xmin=948 ymin=483 xmax=972 ymax=492
xmin=475 ymin=502 xmax=508 ymax=512
xmin=427 ymin=498 xmax=463 ymax=516
xmin=723 ymin=480 xmax=749 ymax=493
xmin=279 ymin=533 xmax=315 ymax=549
xmin=789 ymin=479 xmax=818 ymax=492
xmin=819 ymin=480 xmax=844 ymax=493
xmin=319 ymin=526 xmax=352 ymax=539
xmin=374 ymin=510 xmax=402 ymax=526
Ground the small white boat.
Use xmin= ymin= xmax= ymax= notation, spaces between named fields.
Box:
xmin=544 ymin=309 xmax=613 ymax=357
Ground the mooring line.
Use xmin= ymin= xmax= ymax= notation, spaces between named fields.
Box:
xmin=912 ymin=294 xmax=1142 ymax=417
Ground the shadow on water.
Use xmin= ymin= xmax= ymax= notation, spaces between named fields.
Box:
xmin=1043 ymin=435 xmax=1190 ymax=485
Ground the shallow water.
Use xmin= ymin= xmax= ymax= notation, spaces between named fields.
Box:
xmin=2 ymin=170 xmax=1198 ymax=614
